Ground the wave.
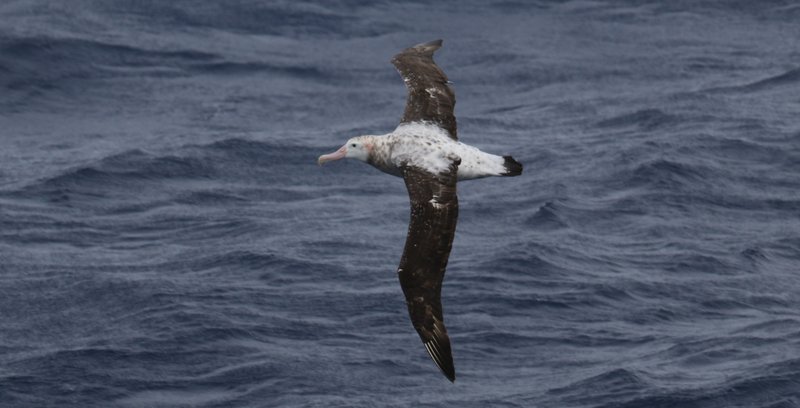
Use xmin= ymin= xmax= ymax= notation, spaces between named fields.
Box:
xmin=185 ymin=250 xmax=347 ymax=282
xmin=737 ymin=68 xmax=800 ymax=91
xmin=0 ymin=138 xmax=342 ymax=249
xmin=9 ymin=149 xmax=213 ymax=204
xmin=707 ymin=67 xmax=800 ymax=94
xmin=547 ymin=368 xmax=650 ymax=407
xmin=6 ymin=138 xmax=323 ymax=200
xmin=97 ymin=1 xmax=401 ymax=39
xmin=0 ymin=36 xmax=215 ymax=88
xmin=608 ymin=359 xmax=800 ymax=408
xmin=544 ymin=359 xmax=800 ymax=408
xmin=626 ymin=158 xmax=709 ymax=190
xmin=526 ymin=201 xmax=568 ymax=230
xmin=0 ymin=34 xmax=334 ymax=92
xmin=596 ymin=109 xmax=681 ymax=130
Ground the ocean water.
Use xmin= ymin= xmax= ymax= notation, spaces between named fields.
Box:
xmin=2 ymin=1 xmax=800 ymax=407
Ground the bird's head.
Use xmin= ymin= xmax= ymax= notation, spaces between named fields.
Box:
xmin=318 ymin=136 xmax=374 ymax=165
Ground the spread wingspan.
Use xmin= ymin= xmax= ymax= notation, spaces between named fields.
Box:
xmin=319 ymin=39 xmax=523 ymax=383
xmin=391 ymin=39 xmax=457 ymax=141
xmin=398 ymin=156 xmax=460 ymax=382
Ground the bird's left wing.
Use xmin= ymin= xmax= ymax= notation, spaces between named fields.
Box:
xmin=398 ymin=155 xmax=460 ymax=382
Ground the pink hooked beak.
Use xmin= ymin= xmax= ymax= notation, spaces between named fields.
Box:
xmin=318 ymin=145 xmax=347 ymax=165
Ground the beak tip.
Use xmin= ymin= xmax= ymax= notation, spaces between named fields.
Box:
xmin=317 ymin=147 xmax=347 ymax=166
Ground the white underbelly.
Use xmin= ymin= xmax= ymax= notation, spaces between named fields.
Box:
xmin=382 ymin=126 xmax=507 ymax=180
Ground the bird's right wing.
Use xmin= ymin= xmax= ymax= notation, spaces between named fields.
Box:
xmin=391 ymin=39 xmax=457 ymax=141
xmin=397 ymin=155 xmax=460 ymax=382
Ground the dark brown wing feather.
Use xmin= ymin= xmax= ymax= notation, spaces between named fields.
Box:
xmin=391 ymin=39 xmax=457 ymax=141
xmin=398 ymin=157 xmax=460 ymax=382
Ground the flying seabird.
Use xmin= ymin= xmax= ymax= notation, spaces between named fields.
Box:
xmin=318 ymin=39 xmax=522 ymax=382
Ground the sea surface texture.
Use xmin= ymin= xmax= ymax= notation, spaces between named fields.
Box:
xmin=2 ymin=1 xmax=800 ymax=407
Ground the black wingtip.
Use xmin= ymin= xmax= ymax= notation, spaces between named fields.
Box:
xmin=423 ymin=337 xmax=456 ymax=383
xmin=502 ymin=156 xmax=523 ymax=176
xmin=430 ymin=348 xmax=455 ymax=383
xmin=444 ymin=368 xmax=456 ymax=383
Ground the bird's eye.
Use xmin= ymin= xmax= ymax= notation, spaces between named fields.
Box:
xmin=351 ymin=143 xmax=357 ymax=148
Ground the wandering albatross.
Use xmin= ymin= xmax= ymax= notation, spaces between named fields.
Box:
xmin=318 ymin=39 xmax=522 ymax=382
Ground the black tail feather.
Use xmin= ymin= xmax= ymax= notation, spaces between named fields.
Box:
xmin=502 ymin=156 xmax=523 ymax=176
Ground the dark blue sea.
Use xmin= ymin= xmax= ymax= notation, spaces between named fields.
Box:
xmin=2 ymin=1 xmax=800 ymax=407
